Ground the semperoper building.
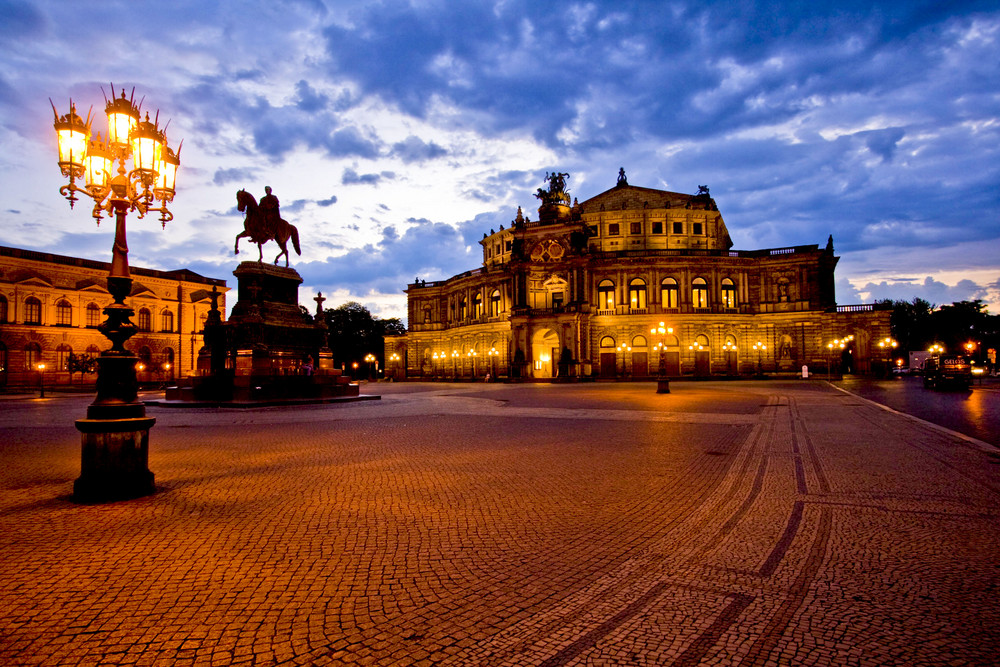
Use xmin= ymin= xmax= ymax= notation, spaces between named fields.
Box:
xmin=0 ymin=245 xmax=227 ymax=389
xmin=385 ymin=171 xmax=891 ymax=380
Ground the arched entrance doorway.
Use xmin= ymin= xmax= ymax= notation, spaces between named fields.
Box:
xmin=532 ymin=328 xmax=559 ymax=379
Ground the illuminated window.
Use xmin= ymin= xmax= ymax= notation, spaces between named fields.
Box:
xmin=692 ymin=278 xmax=708 ymax=308
xmin=490 ymin=290 xmax=501 ymax=317
xmin=628 ymin=278 xmax=647 ymax=310
xmin=459 ymin=298 xmax=467 ymax=320
xmin=473 ymin=293 xmax=483 ymax=319
xmin=661 ymin=278 xmax=678 ymax=308
xmin=598 ymin=280 xmax=615 ymax=309
xmin=721 ymin=278 xmax=737 ymax=309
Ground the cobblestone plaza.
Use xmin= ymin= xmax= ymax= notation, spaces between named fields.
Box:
xmin=2 ymin=381 xmax=999 ymax=666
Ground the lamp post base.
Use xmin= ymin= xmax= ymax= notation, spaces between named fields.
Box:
xmin=656 ymin=378 xmax=671 ymax=393
xmin=74 ymin=417 xmax=156 ymax=503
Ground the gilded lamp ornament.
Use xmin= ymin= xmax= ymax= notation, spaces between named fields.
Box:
xmin=50 ymin=85 xmax=180 ymax=228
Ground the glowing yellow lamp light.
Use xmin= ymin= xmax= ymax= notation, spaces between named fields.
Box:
xmin=53 ymin=103 xmax=89 ymax=175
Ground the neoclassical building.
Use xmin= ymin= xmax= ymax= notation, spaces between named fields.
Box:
xmin=0 ymin=245 xmax=227 ymax=388
xmin=385 ymin=172 xmax=891 ymax=380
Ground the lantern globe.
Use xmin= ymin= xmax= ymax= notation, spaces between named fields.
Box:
xmin=129 ymin=113 xmax=163 ymax=178
xmin=85 ymin=134 xmax=113 ymax=190
xmin=105 ymin=90 xmax=139 ymax=152
xmin=54 ymin=105 xmax=89 ymax=175
xmin=154 ymin=144 xmax=179 ymax=199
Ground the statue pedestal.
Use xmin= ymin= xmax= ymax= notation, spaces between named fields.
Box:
xmin=166 ymin=262 xmax=359 ymax=404
xmin=74 ymin=416 xmax=156 ymax=502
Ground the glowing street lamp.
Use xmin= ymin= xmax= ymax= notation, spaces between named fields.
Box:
xmin=389 ymin=352 xmax=401 ymax=380
xmin=616 ymin=343 xmax=631 ymax=377
xmin=749 ymin=341 xmax=765 ymax=375
xmin=364 ymin=353 xmax=376 ymax=379
xmin=487 ymin=347 xmax=499 ymax=379
xmin=36 ymin=362 xmax=46 ymax=398
xmin=51 ymin=85 xmax=182 ymax=501
xmin=467 ymin=349 xmax=478 ymax=377
xmin=451 ymin=349 xmax=459 ymax=378
xmin=928 ymin=343 xmax=945 ymax=355
xmin=649 ymin=322 xmax=673 ymax=377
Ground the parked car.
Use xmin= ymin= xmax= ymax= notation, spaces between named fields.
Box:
xmin=923 ymin=354 xmax=971 ymax=390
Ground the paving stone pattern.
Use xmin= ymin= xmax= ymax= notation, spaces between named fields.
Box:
xmin=1 ymin=381 xmax=998 ymax=666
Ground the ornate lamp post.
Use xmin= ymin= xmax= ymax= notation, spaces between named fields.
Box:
xmin=752 ymin=341 xmax=767 ymax=376
xmin=877 ymin=337 xmax=898 ymax=377
xmin=487 ymin=347 xmax=499 ymax=380
xmin=451 ymin=349 xmax=459 ymax=379
xmin=826 ymin=337 xmax=848 ymax=379
xmin=364 ymin=353 xmax=376 ymax=379
xmin=389 ymin=352 xmax=400 ymax=380
xmin=36 ymin=362 xmax=47 ymax=398
xmin=432 ymin=351 xmax=441 ymax=379
xmin=467 ymin=349 xmax=477 ymax=378
xmin=616 ymin=343 xmax=631 ymax=378
xmin=649 ymin=322 xmax=672 ymax=376
xmin=51 ymin=85 xmax=180 ymax=502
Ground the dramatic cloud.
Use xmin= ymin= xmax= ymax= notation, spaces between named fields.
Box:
xmin=0 ymin=1 xmax=998 ymax=320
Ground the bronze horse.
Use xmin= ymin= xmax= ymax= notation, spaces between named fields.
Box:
xmin=235 ymin=189 xmax=301 ymax=267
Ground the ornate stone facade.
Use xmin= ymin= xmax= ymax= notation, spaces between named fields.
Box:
xmin=386 ymin=176 xmax=891 ymax=380
xmin=0 ymin=245 xmax=227 ymax=388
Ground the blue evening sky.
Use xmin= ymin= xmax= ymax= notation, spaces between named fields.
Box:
xmin=1 ymin=0 xmax=998 ymax=320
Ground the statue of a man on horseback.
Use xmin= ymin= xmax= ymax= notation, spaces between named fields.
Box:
xmin=235 ymin=186 xmax=301 ymax=267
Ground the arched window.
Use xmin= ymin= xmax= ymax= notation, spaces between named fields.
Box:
xmin=661 ymin=278 xmax=679 ymax=309
xmin=472 ymin=293 xmax=483 ymax=319
xmin=599 ymin=336 xmax=616 ymax=349
xmin=86 ymin=345 xmax=101 ymax=355
xmin=24 ymin=342 xmax=41 ymax=370
xmin=598 ymin=280 xmax=615 ymax=310
xmin=86 ymin=302 xmax=101 ymax=327
xmin=721 ymin=278 xmax=737 ymax=309
xmin=692 ymin=278 xmax=708 ymax=309
xmin=695 ymin=334 xmax=710 ymax=347
xmin=137 ymin=308 xmax=152 ymax=332
xmin=628 ymin=278 xmax=647 ymax=310
xmin=24 ymin=297 xmax=41 ymax=325
xmin=56 ymin=300 xmax=72 ymax=326
xmin=56 ymin=344 xmax=72 ymax=371
xmin=459 ymin=297 xmax=467 ymax=320
xmin=0 ymin=295 xmax=8 ymax=324
xmin=162 ymin=348 xmax=175 ymax=375
xmin=136 ymin=346 xmax=152 ymax=372
xmin=632 ymin=335 xmax=647 ymax=348
xmin=490 ymin=289 xmax=501 ymax=317
xmin=161 ymin=310 xmax=174 ymax=332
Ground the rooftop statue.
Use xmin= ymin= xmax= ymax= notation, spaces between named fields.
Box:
xmin=617 ymin=168 xmax=628 ymax=187
xmin=534 ymin=171 xmax=571 ymax=206
xmin=235 ymin=186 xmax=302 ymax=267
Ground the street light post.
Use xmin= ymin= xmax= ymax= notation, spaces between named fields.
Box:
xmin=37 ymin=362 xmax=46 ymax=398
xmin=752 ymin=341 xmax=767 ymax=376
xmin=364 ymin=353 xmax=376 ymax=380
xmin=650 ymin=322 xmax=672 ymax=393
xmin=616 ymin=343 xmax=631 ymax=378
xmin=51 ymin=86 xmax=180 ymax=502
xmin=389 ymin=352 xmax=400 ymax=381
xmin=467 ymin=349 xmax=477 ymax=378
xmin=451 ymin=350 xmax=459 ymax=379
xmin=877 ymin=337 xmax=898 ymax=377
xmin=487 ymin=347 xmax=498 ymax=380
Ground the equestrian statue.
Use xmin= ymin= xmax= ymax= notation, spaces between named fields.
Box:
xmin=235 ymin=186 xmax=301 ymax=267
